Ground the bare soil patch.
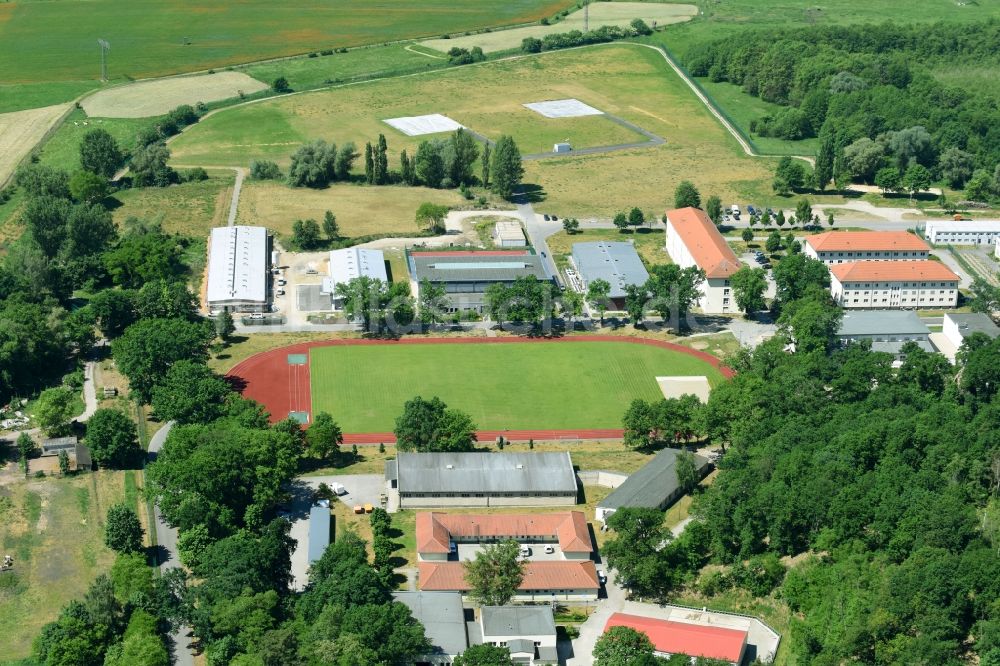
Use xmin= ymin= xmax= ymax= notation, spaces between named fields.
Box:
xmin=82 ymin=72 xmax=268 ymax=119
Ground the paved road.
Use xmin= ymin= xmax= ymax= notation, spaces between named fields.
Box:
xmin=147 ymin=421 xmax=195 ymax=666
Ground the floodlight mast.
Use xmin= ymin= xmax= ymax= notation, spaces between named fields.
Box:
xmin=97 ymin=39 xmax=110 ymax=81
xmin=584 ymin=0 xmax=590 ymax=32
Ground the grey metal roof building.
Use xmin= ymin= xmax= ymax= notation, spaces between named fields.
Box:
xmin=393 ymin=591 xmax=469 ymax=660
xmin=838 ymin=310 xmax=931 ymax=338
xmin=596 ymin=449 xmax=709 ymax=523
xmin=481 ymin=605 xmax=557 ymax=637
xmin=410 ymin=251 xmax=549 ymax=314
xmin=390 ymin=452 xmax=577 ymax=508
xmin=307 ymin=506 xmax=331 ymax=564
xmin=945 ymin=313 xmax=1000 ymax=339
xmin=571 ymin=241 xmax=650 ymax=299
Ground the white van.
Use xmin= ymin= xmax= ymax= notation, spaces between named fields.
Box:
xmin=731 ymin=204 xmax=741 ymax=217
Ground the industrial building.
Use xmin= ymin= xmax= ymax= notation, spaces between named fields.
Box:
xmin=803 ymin=231 xmax=930 ymax=264
xmin=829 ymin=261 xmax=960 ymax=308
xmin=386 ymin=452 xmax=577 ymax=509
xmin=322 ymin=247 xmax=388 ymax=310
xmin=571 ymin=241 xmax=650 ymax=307
xmin=836 ymin=311 xmax=934 ymax=356
xmin=664 ymin=207 xmax=741 ymax=313
xmin=924 ymin=220 xmax=1000 ymax=246
xmin=596 ymin=449 xmax=710 ymax=524
xmin=206 ymin=226 xmax=270 ymax=313
xmin=409 ymin=250 xmax=549 ymax=314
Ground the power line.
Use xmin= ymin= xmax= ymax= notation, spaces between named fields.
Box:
xmin=97 ymin=39 xmax=110 ymax=81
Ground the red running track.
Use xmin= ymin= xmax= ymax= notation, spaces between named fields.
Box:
xmin=225 ymin=335 xmax=734 ymax=443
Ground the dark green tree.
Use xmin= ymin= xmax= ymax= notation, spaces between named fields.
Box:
xmin=364 ymin=141 xmax=375 ymax=185
xmin=464 ymin=540 xmax=524 ymax=606
xmin=104 ymin=503 xmax=144 ymax=554
xmin=490 ymin=135 xmax=523 ymax=200
xmin=393 ymin=396 xmax=477 ymax=452
xmin=593 ymin=626 xmax=657 ymax=666
xmin=415 ymin=141 xmax=445 ymax=188
xmin=111 ymin=317 xmax=214 ymax=402
xmin=86 ymin=408 xmax=141 ymax=468
xmin=730 ymin=265 xmax=768 ymax=315
xmin=306 ymin=412 xmax=343 ymax=460
xmin=80 ymin=128 xmax=125 ymax=178
xmin=454 ymin=643 xmax=515 ymax=666
xmin=673 ymin=180 xmax=701 ymax=209
xmin=151 ymin=360 xmax=232 ymax=424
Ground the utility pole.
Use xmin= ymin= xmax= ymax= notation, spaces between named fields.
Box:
xmin=97 ymin=39 xmax=110 ymax=81
xmin=584 ymin=0 xmax=589 ymax=32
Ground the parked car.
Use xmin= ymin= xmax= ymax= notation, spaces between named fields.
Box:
xmin=747 ymin=205 xmax=757 ymax=216
xmin=544 ymin=545 xmax=555 ymax=554
xmin=598 ymin=571 xmax=608 ymax=585
xmin=766 ymin=208 xmax=774 ymax=216
xmin=275 ymin=289 xmax=285 ymax=296
xmin=449 ymin=542 xmax=457 ymax=555
xmin=249 ymin=313 xmax=265 ymax=320
xmin=731 ymin=204 xmax=741 ymax=216
xmin=543 ymin=214 xmax=550 ymax=221
xmin=551 ymin=214 xmax=558 ymax=221
xmin=277 ymin=279 xmax=287 ymax=286
xmin=520 ymin=545 xmax=531 ymax=558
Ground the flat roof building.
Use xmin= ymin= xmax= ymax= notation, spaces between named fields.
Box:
xmin=493 ymin=220 xmax=527 ymax=247
xmin=410 ymin=250 xmax=548 ymax=314
xmin=665 ymin=207 xmax=741 ymax=314
xmin=206 ymin=226 xmax=269 ymax=313
xmin=830 ymin=260 xmax=959 ymax=309
xmin=479 ymin=606 xmax=558 ymax=665
xmin=392 ymin=591 xmax=469 ymax=664
xmin=596 ymin=449 xmax=710 ymax=523
xmin=604 ymin=613 xmax=748 ymax=666
xmin=571 ymin=241 xmax=650 ymax=302
xmin=837 ymin=310 xmax=933 ymax=356
xmin=804 ymin=231 xmax=929 ymax=264
xmin=944 ymin=313 xmax=1000 ymax=346
xmin=323 ymin=247 xmax=388 ymax=309
xmin=307 ymin=505 xmax=331 ymax=565
xmin=388 ymin=452 xmax=577 ymax=509
xmin=924 ymin=220 xmax=1000 ymax=246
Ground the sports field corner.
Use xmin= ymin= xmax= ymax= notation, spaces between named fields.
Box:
xmin=225 ymin=336 xmax=733 ymax=442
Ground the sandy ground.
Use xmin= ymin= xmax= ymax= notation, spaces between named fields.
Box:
xmin=82 ymin=72 xmax=269 ymax=118
xmin=421 ymin=2 xmax=698 ymax=53
xmin=0 ymin=103 xmax=72 ymax=186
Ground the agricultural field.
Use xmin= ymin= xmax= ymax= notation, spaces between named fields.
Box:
xmin=0 ymin=0 xmax=573 ymax=89
xmin=172 ymin=44 xmax=776 ymax=216
xmin=0 ymin=103 xmax=72 ymax=186
xmin=111 ymin=170 xmax=235 ymax=237
xmin=235 ymin=181 xmax=465 ymax=239
xmin=421 ymin=2 xmax=698 ymax=54
xmin=0 ymin=471 xmax=129 ymax=660
xmin=82 ymin=72 xmax=269 ymax=119
xmin=37 ymin=109 xmax=151 ymax=172
xmin=309 ymin=339 xmax=724 ymax=432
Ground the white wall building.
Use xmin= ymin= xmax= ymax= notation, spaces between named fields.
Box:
xmin=323 ymin=247 xmax=388 ymax=310
xmin=493 ymin=219 xmax=527 ymax=247
xmin=943 ymin=313 xmax=1000 ymax=348
xmin=665 ymin=207 xmax=741 ymax=314
xmin=830 ymin=261 xmax=959 ymax=308
xmin=206 ymin=226 xmax=269 ymax=313
xmin=924 ymin=220 xmax=1000 ymax=246
xmin=804 ymin=231 xmax=929 ymax=264
xmin=478 ymin=606 xmax=558 ymax=665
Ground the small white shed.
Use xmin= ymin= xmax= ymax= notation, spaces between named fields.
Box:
xmin=553 ymin=142 xmax=572 ymax=153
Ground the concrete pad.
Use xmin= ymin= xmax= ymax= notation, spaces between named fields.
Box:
xmin=930 ymin=331 xmax=957 ymax=363
xmin=523 ymin=99 xmax=604 ymax=118
xmin=656 ymin=376 xmax=711 ymax=403
xmin=384 ymin=113 xmax=464 ymax=136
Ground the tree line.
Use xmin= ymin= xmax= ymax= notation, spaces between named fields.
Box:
xmin=686 ymin=20 xmax=1000 ymax=199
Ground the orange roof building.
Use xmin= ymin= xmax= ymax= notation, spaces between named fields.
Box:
xmin=829 ymin=260 xmax=959 ymax=309
xmin=604 ymin=613 xmax=748 ymax=666
xmin=419 ymin=561 xmax=600 ymax=601
xmin=804 ymin=231 xmax=930 ymax=264
xmin=665 ymin=207 xmax=741 ymax=314
xmin=416 ymin=512 xmax=593 ymax=560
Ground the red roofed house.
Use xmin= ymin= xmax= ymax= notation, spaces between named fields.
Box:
xmin=803 ymin=231 xmax=930 ymax=264
xmin=604 ymin=613 xmax=748 ymax=666
xmin=416 ymin=512 xmax=593 ymax=561
xmin=665 ymin=207 xmax=742 ymax=314
xmin=418 ymin=560 xmax=600 ymax=603
xmin=415 ymin=511 xmax=599 ymax=602
xmin=829 ymin=261 xmax=959 ymax=308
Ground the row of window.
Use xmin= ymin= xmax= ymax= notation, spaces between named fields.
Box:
xmin=820 ymin=251 xmax=926 ymax=257
xmin=402 ymin=491 xmax=575 ymax=498
xmin=845 ymin=290 xmax=954 ymax=295
xmin=844 ymin=282 xmax=956 ymax=288
xmin=848 ymin=297 xmax=952 ymax=303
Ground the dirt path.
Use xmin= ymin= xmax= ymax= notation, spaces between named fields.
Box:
xmin=227 ymin=167 xmax=246 ymax=227
xmin=0 ymin=103 xmax=73 ymax=187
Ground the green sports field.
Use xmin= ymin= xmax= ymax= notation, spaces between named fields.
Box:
xmin=309 ymin=341 xmax=723 ymax=432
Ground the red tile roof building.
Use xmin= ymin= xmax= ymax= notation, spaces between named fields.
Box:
xmin=804 ymin=231 xmax=930 ymax=264
xmin=664 ymin=207 xmax=741 ymax=313
xmin=829 ymin=260 xmax=959 ymax=308
xmin=419 ymin=561 xmax=600 ymax=601
xmin=416 ymin=512 xmax=593 ymax=559
xmin=604 ymin=613 xmax=748 ymax=666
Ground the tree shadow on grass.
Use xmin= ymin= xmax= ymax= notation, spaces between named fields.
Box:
xmin=514 ymin=183 xmax=546 ymax=204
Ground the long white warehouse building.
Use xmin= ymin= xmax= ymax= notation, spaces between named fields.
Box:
xmin=206 ymin=226 xmax=269 ymax=313
xmin=323 ymin=247 xmax=388 ymax=310
xmin=924 ymin=220 xmax=1000 ymax=246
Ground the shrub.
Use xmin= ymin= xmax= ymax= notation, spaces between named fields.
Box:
xmin=249 ymin=160 xmax=282 ymax=180
xmin=272 ymin=76 xmax=291 ymax=93
xmin=182 ymin=167 xmax=208 ymax=182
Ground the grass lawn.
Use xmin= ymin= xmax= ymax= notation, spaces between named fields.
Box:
xmin=0 ymin=0 xmax=573 ymax=86
xmin=235 ymin=181 xmax=466 ymax=240
xmin=37 ymin=109 xmax=151 ymax=172
xmin=208 ymin=331 xmax=348 ymax=374
xmin=309 ymin=340 xmax=724 ymax=432
xmin=112 ymin=171 xmax=234 ymax=237
xmin=173 ymin=44 xmax=776 ymax=216
xmin=546 ymin=227 xmax=671 ymax=271
xmin=0 ymin=471 xmax=127 ymax=660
